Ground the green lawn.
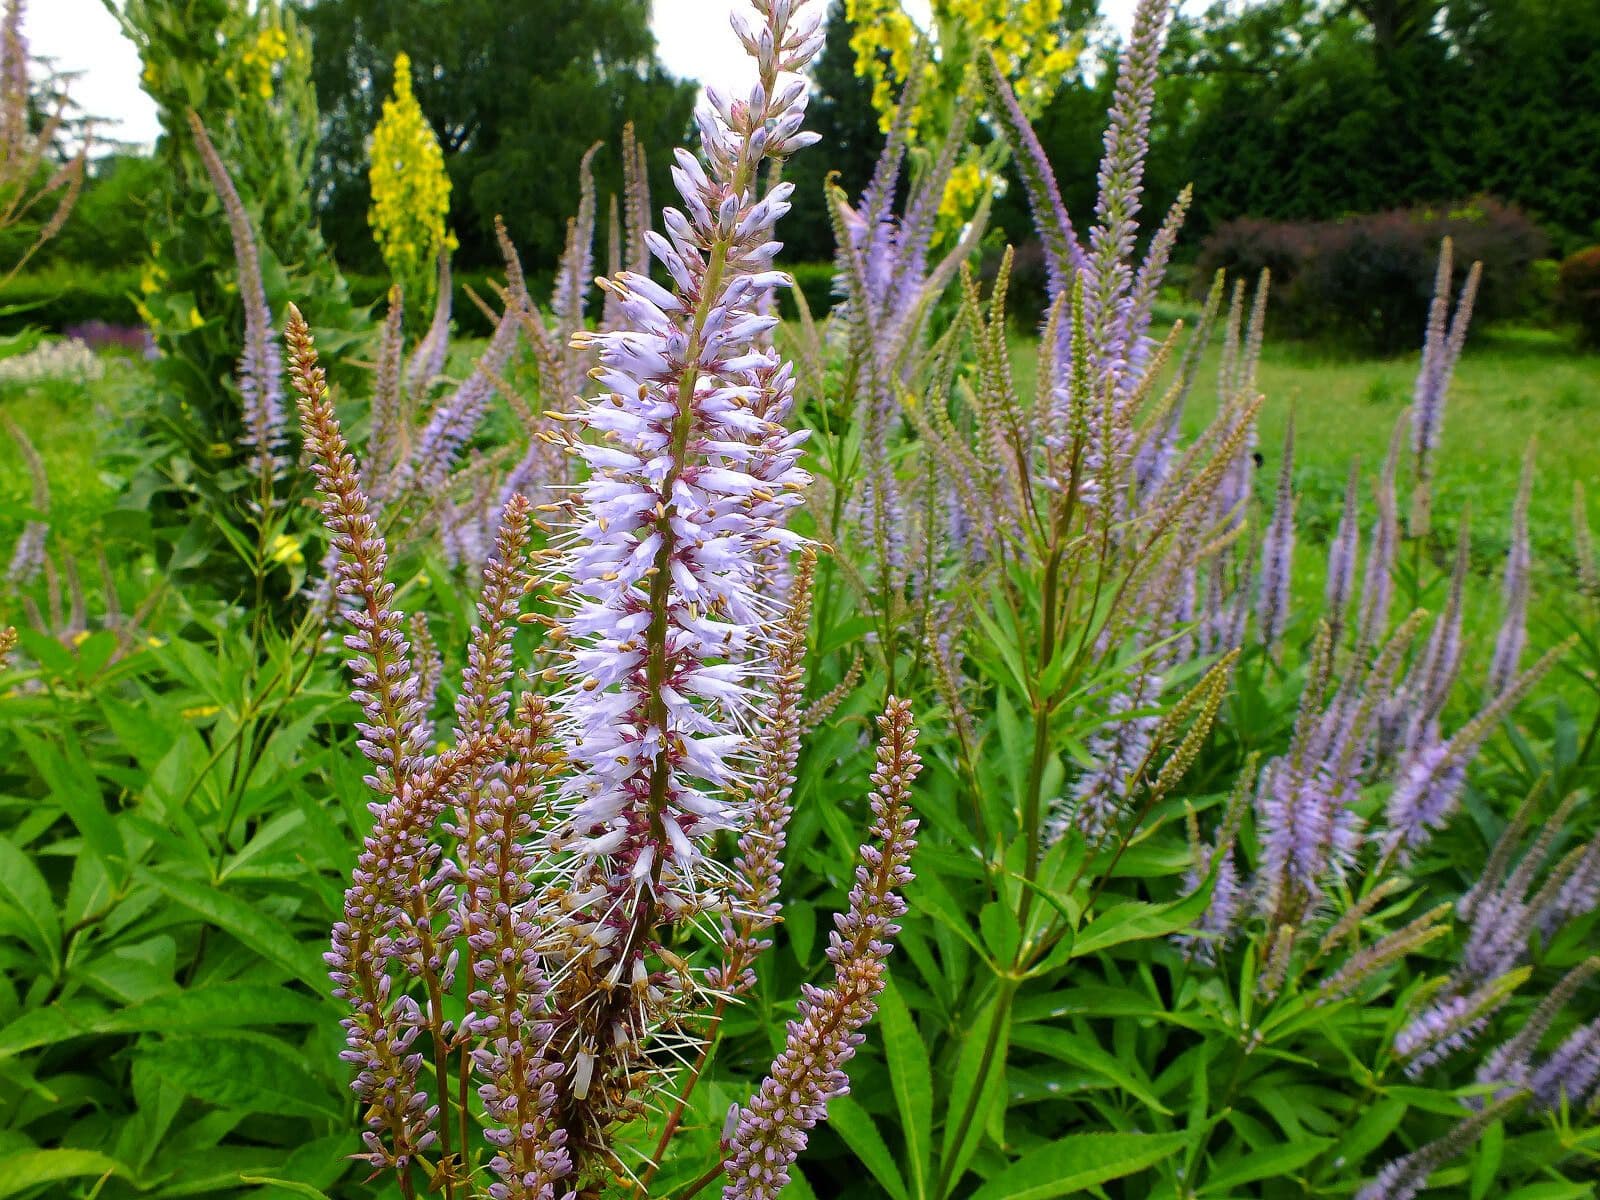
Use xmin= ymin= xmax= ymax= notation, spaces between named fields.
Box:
xmin=6 ymin=326 xmax=1597 ymax=653
xmin=0 ymin=359 xmax=143 ymax=566
xmin=1211 ymin=327 xmax=1596 ymax=643
xmin=1006 ymin=318 xmax=1600 ymax=687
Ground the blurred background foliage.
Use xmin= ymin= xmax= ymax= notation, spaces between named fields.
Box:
xmin=4 ymin=0 xmax=1594 ymax=347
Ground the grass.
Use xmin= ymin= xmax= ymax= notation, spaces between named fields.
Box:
xmin=0 ymin=356 xmax=145 ymax=565
xmin=1006 ymin=316 xmax=1600 ymax=698
xmin=6 ymin=325 xmax=1597 ymax=652
xmin=1211 ymin=325 xmax=1597 ymax=645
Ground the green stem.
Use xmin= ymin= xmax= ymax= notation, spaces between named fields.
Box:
xmin=934 ymin=977 xmax=1017 ymax=1200
xmin=1017 ymin=538 xmax=1064 ymax=932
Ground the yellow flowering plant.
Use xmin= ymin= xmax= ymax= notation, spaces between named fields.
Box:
xmin=368 ymin=52 xmax=456 ymax=315
xmin=846 ymin=0 xmax=1081 ymax=231
xmin=849 ymin=0 xmax=1076 ymax=129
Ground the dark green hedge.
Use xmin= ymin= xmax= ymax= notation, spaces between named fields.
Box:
xmin=0 ymin=267 xmax=143 ymax=335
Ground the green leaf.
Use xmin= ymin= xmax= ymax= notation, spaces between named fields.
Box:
xmin=1072 ymin=883 xmax=1212 ymax=958
xmin=910 ymin=874 xmax=995 ymax=967
xmin=969 ymin=603 xmax=1031 ymax=701
xmin=0 ymin=835 xmax=61 ymax=972
xmin=940 ymin=992 xmax=1013 ymax=1196
xmin=979 ymin=902 xmax=1020 ymax=968
xmin=0 ymin=1001 xmax=110 ymax=1059
xmin=827 ymin=1096 xmax=908 ymax=1200
xmin=965 ymin=1130 xmax=1190 ymax=1200
xmin=0 ymin=985 xmax=326 ymax=1060
xmin=144 ymin=869 xmax=324 ymax=988
xmin=1499 ymin=1185 xmax=1596 ymax=1200
xmin=1009 ymin=1024 xmax=1171 ymax=1115
xmin=1340 ymin=1096 xmax=1407 ymax=1170
xmin=0 ymin=1149 xmax=130 ymax=1198
xmin=778 ymin=1166 xmax=818 ymax=1200
xmin=138 ymin=1033 xmax=339 ymax=1119
xmin=18 ymin=732 xmax=125 ymax=874
xmin=239 ymin=1178 xmax=334 ymax=1200
xmin=1469 ymin=1119 xmax=1503 ymax=1200
xmin=787 ymin=899 xmax=816 ymax=966
xmin=880 ymin=979 xmax=932 ymax=1200
xmin=1198 ymin=1137 xmax=1333 ymax=1194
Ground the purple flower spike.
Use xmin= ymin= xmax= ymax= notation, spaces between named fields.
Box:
xmin=1409 ymin=238 xmax=1481 ymax=536
xmin=545 ymin=0 xmax=821 ymax=908
xmin=1487 ymin=445 xmax=1533 ymax=697
xmin=723 ymin=698 xmax=921 ymax=1200
xmin=1256 ymin=414 xmax=1295 ymax=648
xmin=1083 ymin=0 xmax=1172 ymax=387
xmin=189 ymin=111 xmax=286 ymax=489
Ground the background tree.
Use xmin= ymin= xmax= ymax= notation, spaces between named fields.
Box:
xmin=300 ymin=0 xmax=696 ymax=273
xmin=985 ymin=0 xmax=1600 ymax=268
xmin=783 ymin=0 xmax=885 ymax=264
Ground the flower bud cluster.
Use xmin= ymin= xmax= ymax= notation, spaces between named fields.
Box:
xmin=722 ymin=699 xmax=921 ymax=1200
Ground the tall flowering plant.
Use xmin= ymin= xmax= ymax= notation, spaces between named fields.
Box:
xmin=368 ymin=51 xmax=456 ymax=317
xmin=773 ymin=0 xmax=1600 ymax=1192
xmin=306 ymin=3 xmax=924 ymax=1196
xmin=844 ymin=0 xmax=1080 ymax=229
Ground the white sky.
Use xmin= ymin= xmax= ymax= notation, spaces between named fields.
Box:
xmin=36 ymin=0 xmax=1138 ymax=152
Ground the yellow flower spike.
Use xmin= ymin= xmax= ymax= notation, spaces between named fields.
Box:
xmin=850 ymin=0 xmax=1079 ymax=140
xmin=368 ymin=51 xmax=454 ymax=310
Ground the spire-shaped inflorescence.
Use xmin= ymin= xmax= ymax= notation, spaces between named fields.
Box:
xmin=542 ymin=0 xmax=822 ymax=922
xmin=190 ymin=111 xmax=286 ymax=492
xmin=722 ymin=698 xmax=921 ymax=1200
xmin=1408 ymin=238 xmax=1480 ymax=539
xmin=1256 ymin=413 xmax=1295 ymax=648
xmin=1487 ymin=444 xmax=1534 ymax=697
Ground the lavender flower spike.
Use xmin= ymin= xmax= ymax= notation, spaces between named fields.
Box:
xmin=723 ymin=698 xmax=922 ymax=1200
xmin=1256 ymin=413 xmax=1295 ymax=648
xmin=188 ymin=111 xmax=286 ymax=488
xmin=1385 ymin=641 xmax=1568 ymax=857
xmin=1529 ymin=1017 xmax=1600 ymax=1112
xmin=4 ymin=414 xmax=47 ymax=587
xmin=1355 ymin=1099 xmax=1518 ymax=1200
xmin=1323 ymin=462 xmax=1361 ymax=641
xmin=291 ymin=308 xmax=473 ymax=1172
xmin=543 ymin=0 xmax=821 ymax=898
xmin=1487 ymin=443 xmax=1534 ymax=697
xmin=1409 ymin=237 xmax=1481 ymax=537
xmin=977 ymin=49 xmax=1086 ymax=298
xmin=1083 ymin=0 xmax=1172 ymax=385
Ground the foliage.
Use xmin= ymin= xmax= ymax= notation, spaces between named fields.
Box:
xmin=301 ymin=0 xmax=696 ymax=273
xmin=1556 ymin=246 xmax=1600 ymax=347
xmin=0 ymin=154 xmax=152 ymax=276
xmin=342 ymin=267 xmax=546 ymax=338
xmin=988 ymin=0 xmax=1600 ymax=258
xmin=1157 ymin=0 xmax=1600 ymax=248
xmin=0 ymin=264 xmax=141 ymax=335
xmin=0 ymin=0 xmax=85 ymax=284
xmin=112 ymin=0 xmax=364 ymax=594
xmin=366 ymin=52 xmax=454 ymax=317
xmin=1196 ymin=199 xmax=1546 ymax=352
xmin=843 ymin=0 xmax=1089 ymax=233
xmin=846 ymin=0 xmax=1081 ymax=132
xmin=40 ymin=155 xmax=157 ymax=270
